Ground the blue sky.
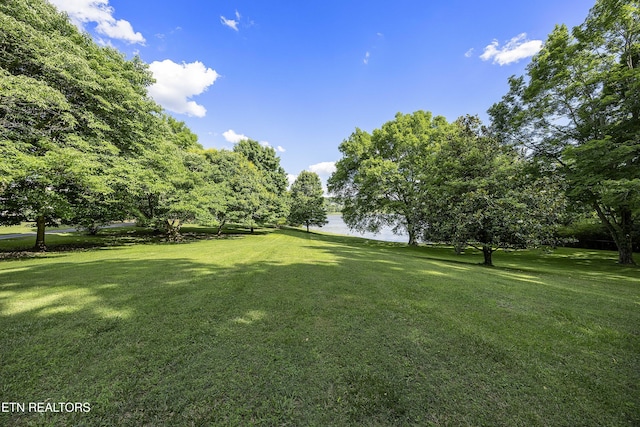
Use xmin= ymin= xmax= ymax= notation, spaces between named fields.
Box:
xmin=49 ymin=0 xmax=595 ymax=186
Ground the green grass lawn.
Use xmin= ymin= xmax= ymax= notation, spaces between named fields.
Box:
xmin=0 ymin=223 xmax=72 ymax=235
xmin=0 ymin=228 xmax=638 ymax=426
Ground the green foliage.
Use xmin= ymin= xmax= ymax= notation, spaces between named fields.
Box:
xmin=288 ymin=171 xmax=328 ymax=232
xmin=329 ymin=111 xmax=452 ymax=245
xmin=203 ymin=149 xmax=270 ymax=234
xmin=233 ymin=139 xmax=290 ymax=227
xmin=489 ymin=0 xmax=640 ymax=264
xmin=0 ymin=0 xmax=243 ymax=245
xmin=233 ymin=139 xmax=288 ymax=194
xmin=425 ymin=116 xmax=567 ymax=265
xmin=166 ymin=116 xmax=200 ymax=150
xmin=324 ymin=197 xmax=344 ymax=214
xmin=128 ymin=116 xmax=215 ymax=240
xmin=0 ymin=0 xmax=163 ymax=248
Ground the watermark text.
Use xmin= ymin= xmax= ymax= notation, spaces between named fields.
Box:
xmin=1 ymin=402 xmax=91 ymax=413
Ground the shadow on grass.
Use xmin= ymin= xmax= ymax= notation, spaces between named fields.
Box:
xmin=0 ymin=253 xmax=427 ymax=425
xmin=1 ymin=228 xmax=638 ymax=426
xmin=281 ymin=228 xmax=639 ymax=284
xmin=0 ymin=225 xmax=259 ymax=261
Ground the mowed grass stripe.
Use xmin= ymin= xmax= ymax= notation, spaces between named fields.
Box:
xmin=0 ymin=229 xmax=638 ymax=426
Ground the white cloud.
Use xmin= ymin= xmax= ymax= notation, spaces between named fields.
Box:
xmin=221 ymin=132 xmax=284 ymax=152
xmin=309 ymin=161 xmax=336 ymax=176
xmin=221 ymin=10 xmax=250 ymax=31
xmin=96 ymin=18 xmax=142 ymax=43
xmin=221 ymin=16 xmax=239 ymax=31
xmin=155 ymin=26 xmax=181 ymax=40
xmin=49 ymin=0 xmax=145 ymax=44
xmin=258 ymin=141 xmax=285 ymax=153
xmin=363 ymin=51 xmax=370 ymax=65
xmin=480 ymin=33 xmax=542 ymax=66
xmin=222 ymin=130 xmax=249 ymax=143
xmin=148 ymin=60 xmax=219 ymax=118
xmin=464 ymin=48 xmax=474 ymax=58
xmin=94 ymin=36 xmax=115 ymax=48
xmin=287 ymin=174 xmax=297 ymax=187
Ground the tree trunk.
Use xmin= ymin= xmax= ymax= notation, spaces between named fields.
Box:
xmin=147 ymin=194 xmax=155 ymax=220
xmin=306 ymin=221 xmax=310 ymax=233
xmin=217 ymin=219 xmax=226 ymax=236
xmin=454 ymin=241 xmax=466 ymax=255
xmin=615 ymin=209 xmax=636 ymax=265
xmin=482 ymin=245 xmax=493 ymax=266
xmin=616 ymin=236 xmax=635 ymax=265
xmin=165 ymin=219 xmax=182 ymax=242
xmin=34 ymin=214 xmax=46 ymax=251
xmin=407 ymin=221 xmax=418 ymax=246
xmin=594 ymin=204 xmax=636 ymax=265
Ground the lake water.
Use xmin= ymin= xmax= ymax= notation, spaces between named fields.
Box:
xmin=309 ymin=214 xmax=409 ymax=243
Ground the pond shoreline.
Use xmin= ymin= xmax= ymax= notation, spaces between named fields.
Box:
xmin=309 ymin=214 xmax=409 ymax=243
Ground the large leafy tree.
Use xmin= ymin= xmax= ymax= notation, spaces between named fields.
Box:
xmin=288 ymin=171 xmax=328 ymax=232
xmin=489 ymin=0 xmax=639 ymax=264
xmin=0 ymin=0 xmax=159 ymax=248
xmin=204 ymin=149 xmax=269 ymax=235
xmin=130 ymin=116 xmax=217 ymax=241
xmin=425 ymin=116 xmax=566 ymax=266
xmin=233 ymin=139 xmax=290 ymax=227
xmin=0 ymin=11 xmax=100 ymax=248
xmin=328 ymin=111 xmax=451 ymax=245
xmin=0 ymin=143 xmax=103 ymax=249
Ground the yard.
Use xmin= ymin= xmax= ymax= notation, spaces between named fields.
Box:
xmin=0 ymin=227 xmax=638 ymax=425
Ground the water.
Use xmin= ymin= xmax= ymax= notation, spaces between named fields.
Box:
xmin=309 ymin=214 xmax=409 ymax=243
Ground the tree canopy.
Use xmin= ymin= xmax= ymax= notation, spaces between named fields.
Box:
xmin=0 ymin=0 xmax=158 ymax=248
xmin=288 ymin=171 xmax=328 ymax=232
xmin=233 ymin=139 xmax=290 ymax=228
xmin=0 ymin=0 xmax=290 ymax=247
xmin=329 ymin=112 xmax=567 ymax=265
xmin=489 ymin=0 xmax=639 ymax=264
xmin=424 ymin=116 xmax=566 ymax=266
xmin=328 ymin=111 xmax=451 ymax=245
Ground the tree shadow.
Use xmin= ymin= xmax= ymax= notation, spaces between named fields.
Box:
xmin=0 ymin=249 xmax=431 ymax=425
xmin=1 ymin=229 xmax=638 ymax=426
xmin=282 ymin=228 xmax=640 ymax=289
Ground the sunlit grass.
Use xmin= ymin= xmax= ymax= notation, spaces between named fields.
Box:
xmin=0 ymin=223 xmax=71 ymax=235
xmin=0 ymin=228 xmax=638 ymax=426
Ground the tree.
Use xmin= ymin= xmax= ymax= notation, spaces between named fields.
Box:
xmin=0 ymin=0 xmax=160 ymax=248
xmin=489 ymin=0 xmax=639 ymax=264
xmin=0 ymin=63 xmax=102 ymax=249
xmin=424 ymin=116 xmax=566 ymax=266
xmin=0 ymin=145 xmax=102 ymax=249
xmin=328 ymin=111 xmax=451 ymax=245
xmin=130 ymin=117 xmax=217 ymax=241
xmin=288 ymin=171 xmax=328 ymax=232
xmin=233 ymin=139 xmax=290 ymax=228
xmin=203 ymin=149 xmax=270 ymax=235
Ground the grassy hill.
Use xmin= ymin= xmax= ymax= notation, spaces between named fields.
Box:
xmin=0 ymin=227 xmax=638 ymax=426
